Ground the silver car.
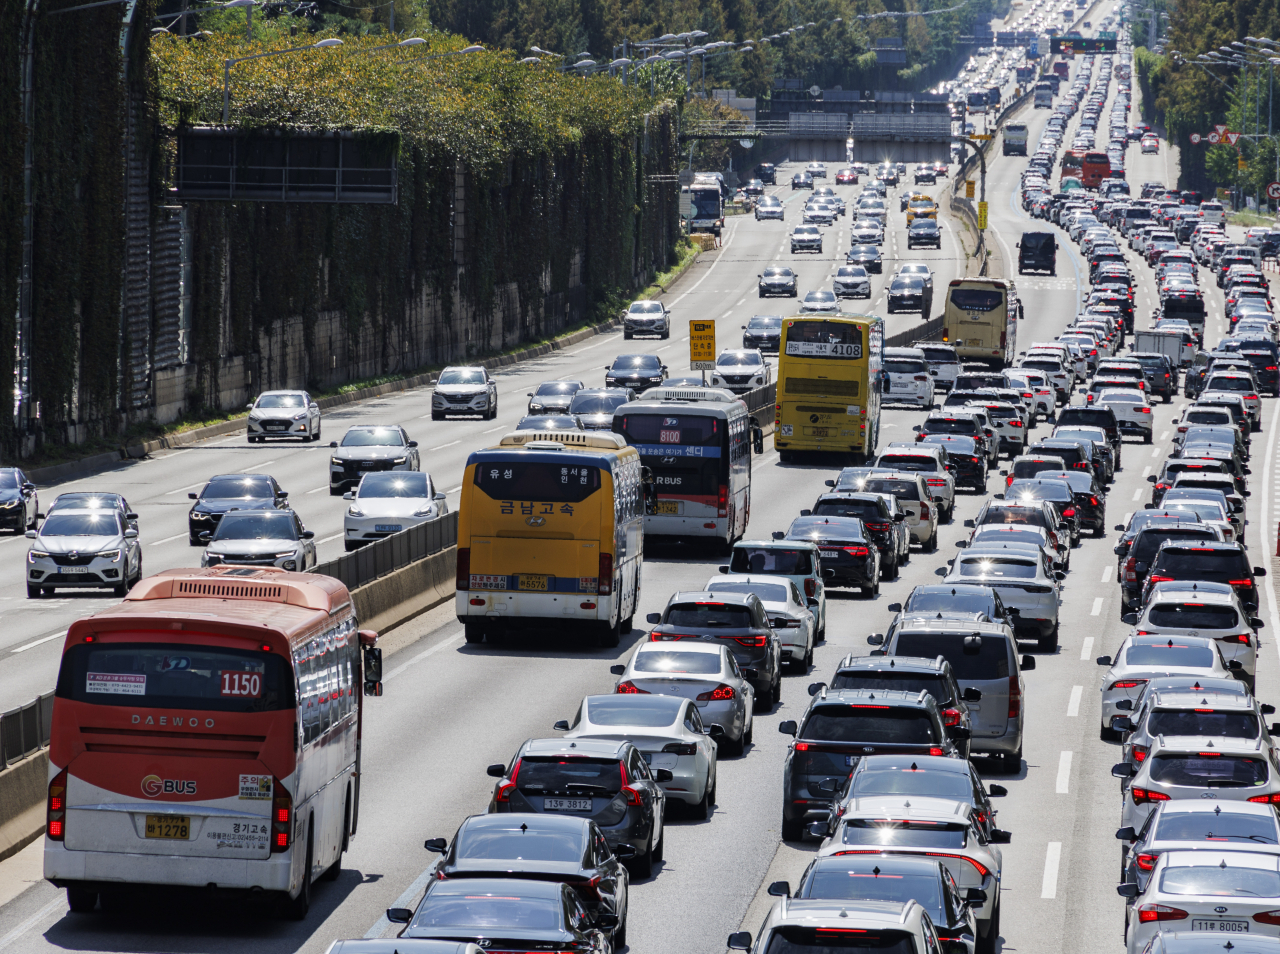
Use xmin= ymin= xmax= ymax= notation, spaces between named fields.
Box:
xmin=432 ymin=366 xmax=498 ymax=420
xmin=26 ymin=508 xmax=141 ymax=599
xmin=755 ymin=196 xmax=785 ymax=221
xmin=944 ymin=544 xmax=1064 ymax=652
xmin=200 ymin=509 xmax=317 ymax=572
xmin=850 ymin=218 xmax=884 ymax=245
xmin=833 ymin=265 xmax=871 ymax=299
xmin=328 ymin=424 xmax=420 ymax=494
xmin=1117 ymin=687 xmax=1273 ymax=779
xmin=799 ymin=290 xmax=840 ymax=314
xmin=706 ymin=574 xmax=816 ymax=673
xmin=623 ymin=300 xmax=671 ymax=340
xmin=343 ymin=471 xmax=448 ymax=552
xmin=790 ymin=225 xmax=823 ymax=253
xmin=246 ymin=389 xmax=321 ymax=442
xmin=1124 ymin=581 xmax=1260 ymax=687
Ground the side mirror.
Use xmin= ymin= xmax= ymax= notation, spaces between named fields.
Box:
xmin=1112 ymin=763 xmax=1135 ymax=779
xmin=1114 ymin=524 xmax=1126 ymax=531
xmin=277 ymin=491 xmax=289 ymax=499
xmin=894 ymin=513 xmax=906 ymax=522
xmin=742 ymin=668 xmax=759 ymax=680
xmin=823 ymin=568 xmax=835 ymax=579
xmin=1097 ymin=655 xmax=1113 ymax=666
xmin=808 ymin=682 xmax=827 ymax=696
xmin=654 ymin=768 xmax=675 ymax=783
xmin=1054 ymin=570 xmax=1066 ymax=581
xmin=486 ymin=763 xmax=507 ymax=778
xmin=553 ymin=720 xmax=570 ymax=731
xmin=887 ymin=602 xmax=903 ymax=613
xmin=816 ymin=777 xmax=840 ymax=794
xmin=779 ymin=720 xmax=798 ymax=737
xmin=1117 ymin=883 xmax=1140 ymax=899
xmin=800 ymin=509 xmax=812 ymax=517
xmin=987 ymin=784 xmax=1007 ymax=797
xmin=962 ymin=687 xmax=982 ymax=702
xmin=434 ymin=492 xmax=446 ymax=501
xmin=1256 ymin=567 xmax=1268 ymax=577
xmin=948 ymin=725 xmax=972 ymax=740
xmin=825 ymin=479 xmax=836 ymax=488
xmin=188 ymin=493 xmax=199 ymax=500
xmin=386 ymin=908 xmax=414 ymax=924
xmin=707 ymin=724 xmax=726 ymax=741
xmin=772 ymin=532 xmax=786 ymax=541
xmin=329 ymin=441 xmax=338 ymax=448
xmin=1229 ymin=659 xmax=1244 ymax=671
xmin=955 ymin=540 xmax=968 ymax=549
xmin=124 ymin=529 xmax=139 ymax=539
xmin=24 ymin=530 xmax=36 ymax=539
xmin=407 ymin=441 xmax=418 ymax=448
xmin=610 ymin=665 xmax=626 ymax=676
xmin=1116 ymin=826 xmax=1138 ymax=842
xmin=867 ymin=633 xmax=884 ymax=646
xmin=1121 ymin=613 xmax=1137 ymax=625
xmin=728 ymin=933 xmax=753 ymax=951
xmin=613 ymin=844 xmax=637 ymax=860
xmin=646 ymin=613 xmax=661 ymax=624
xmin=301 ymin=530 xmax=315 ymax=540
xmin=343 ymin=492 xmax=354 ymax=500
xmin=807 ymin=821 xmax=830 ymax=838
xmin=988 ymin=829 xmax=1012 ymax=844
xmin=768 ymin=881 xmax=792 ymax=898
xmin=963 ymin=519 xmax=975 ymax=528
xmin=965 ymin=887 xmax=989 ymax=904
xmin=424 ymin=838 xmax=447 ymax=852
xmin=1020 ymin=655 xmax=1036 ymax=671
xmin=595 ymin=914 xmax=619 ymax=931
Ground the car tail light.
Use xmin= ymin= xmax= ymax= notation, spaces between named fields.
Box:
xmin=697 ymin=684 xmax=736 ymax=701
xmin=914 ymin=375 xmax=929 ymax=382
xmin=1248 ymin=793 xmax=1280 ymax=804
xmin=47 ymin=769 xmax=67 ymax=841
xmin=663 ymin=742 xmax=698 ymax=755
xmin=718 ymin=484 xmax=728 ymax=518
xmin=1110 ymin=679 xmax=1148 ymax=690
xmin=598 ymin=553 xmax=613 ymax=596
xmin=942 ymin=327 xmax=949 ymax=342
xmin=1006 ymin=474 xmax=1014 ymax=488
xmin=804 ymin=578 xmax=817 ymax=597
xmin=1220 ymin=633 xmax=1251 ymax=645
xmin=844 ymin=546 xmax=870 ymax=557
xmin=1134 ymin=851 xmax=1158 ymax=872
xmin=1008 ymin=675 xmax=1021 ymax=719
xmin=941 ymin=708 xmax=961 ymax=726
xmin=272 ymin=777 xmax=293 ymax=852
xmin=1147 ymin=575 xmax=1174 ymax=584
xmin=920 ymin=502 xmax=930 ymax=521
xmin=1139 ymin=407 xmax=1151 ymax=414
xmin=495 ymin=759 xmax=522 ymax=803
xmin=927 ymin=478 xmax=946 ymax=487
xmin=1138 ymin=904 xmax=1188 ymax=924
xmin=456 ymin=547 xmax=470 ymax=591
xmin=734 ymin=635 xmax=768 ymax=648
xmin=1247 ymin=394 xmax=1259 ymax=400
xmin=1089 ymin=496 xmax=1100 ymax=507
xmin=650 ymin=632 xmax=697 ymax=641
xmin=1132 ymin=745 xmax=1149 ymax=762
xmin=1131 ymin=787 xmax=1171 ymax=805
xmin=1063 ymin=508 xmax=1076 ymax=518
xmin=1228 ymin=579 xmax=1254 ymax=587
xmin=616 ymin=681 xmax=650 ymax=694
xmin=1123 ymin=557 xmax=1137 ymax=582
xmin=922 ymin=852 xmax=990 ymax=878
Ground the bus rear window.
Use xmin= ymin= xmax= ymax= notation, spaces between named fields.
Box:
xmin=784 ymin=321 xmax=865 ymax=359
xmin=948 ymin=289 xmax=1004 ymax=312
xmin=473 ymin=462 xmax=601 ymax=502
xmin=619 ymin=414 xmax=720 ymax=446
xmin=55 ymin=643 xmax=295 ymax=712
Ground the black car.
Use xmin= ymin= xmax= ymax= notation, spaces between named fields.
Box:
xmin=756 ymin=162 xmax=777 ymax=185
xmin=1003 ymin=478 xmax=1080 ymax=546
xmin=847 ymin=244 xmax=883 ymax=273
xmin=646 ymin=590 xmax=782 ymax=709
xmin=887 ymin=276 xmax=927 ymax=314
xmin=907 ymin=218 xmax=942 ymax=249
xmin=1237 ymin=350 xmax=1280 ymax=397
xmin=187 ymin=473 xmax=288 ymax=545
xmin=777 ymin=688 xmax=962 ymax=840
xmin=515 ymin=414 xmax=584 ymax=430
xmin=742 ymin=315 xmax=783 ymax=353
xmin=1055 ymin=405 xmax=1121 ymax=453
xmin=791 ymin=172 xmax=814 ymax=190
xmin=914 ymin=165 xmax=938 ymax=185
xmin=779 ymin=514 xmax=881 ymax=597
xmin=803 ymin=492 xmax=908 ymax=580
xmin=1018 ymin=232 xmax=1057 ymax=275
xmin=0 ymin=467 xmax=38 ymax=533
xmin=1116 ymin=523 xmax=1221 ymax=610
xmin=422 ymin=813 xmax=630 ymax=946
xmin=1140 ymin=540 xmax=1266 ymax=614
xmin=387 ymin=878 xmax=617 ymax=949
xmin=1036 ymin=469 xmax=1107 ymax=537
xmin=743 ymin=178 xmax=765 ymax=197
xmin=758 ymin=267 xmax=798 ymax=298
xmin=485 ymin=738 xmax=667 ymax=876
xmin=917 ymin=434 xmax=986 ymax=490
xmin=604 ymin=354 xmax=666 ymax=390
xmin=1129 ymin=352 xmax=1177 ymax=401
xmin=526 ymin=380 xmax=586 ymax=414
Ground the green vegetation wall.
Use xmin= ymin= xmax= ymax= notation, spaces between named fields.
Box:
xmin=0 ymin=6 xmax=22 ymax=454
xmin=155 ymin=34 xmax=679 ymax=405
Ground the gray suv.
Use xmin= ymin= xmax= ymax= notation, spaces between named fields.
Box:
xmin=486 ymin=737 xmax=668 ymax=878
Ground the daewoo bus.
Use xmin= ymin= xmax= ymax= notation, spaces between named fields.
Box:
xmin=1081 ymin=152 xmax=1112 ymax=189
xmin=773 ymin=314 xmax=884 ymax=463
xmin=45 ymin=566 xmax=383 ymax=918
xmin=455 ymin=430 xmax=645 ymax=647
xmin=613 ymin=386 xmax=760 ymax=551
xmin=943 ymin=278 xmax=1021 ymax=368
xmin=1060 ymin=150 xmax=1084 ymax=186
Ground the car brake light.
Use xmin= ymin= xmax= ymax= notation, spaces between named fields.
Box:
xmin=1089 ymin=496 xmax=1100 ymax=507
xmin=844 ymin=546 xmax=870 ymax=556
xmin=1110 ymin=679 xmax=1148 ymax=689
xmin=47 ymin=768 xmax=67 ymax=841
xmin=696 ymin=684 xmax=736 ymax=701
xmin=456 ymin=547 xmax=471 ymax=591
xmin=1123 ymin=556 xmax=1137 ymax=582
xmin=1147 ymin=575 xmax=1174 ymax=584
xmin=663 ymin=742 xmax=698 ymax=755
xmin=941 ymin=708 xmax=961 ymax=726
xmin=1138 ymin=904 xmax=1188 ymax=923
xmin=804 ymin=578 xmax=817 ymax=598
xmin=1221 ymin=633 xmax=1251 ymax=645
xmin=1008 ymin=675 xmax=1021 ymax=719
xmin=1136 ymin=852 xmax=1158 ymax=871
xmin=272 ymin=777 xmax=293 ymax=851
xmin=1228 ymin=579 xmax=1254 ymax=586
xmin=598 ymin=552 xmax=613 ymax=596
xmin=1248 ymin=793 xmax=1280 ymax=804
xmin=1131 ymin=787 xmax=1171 ymax=804
xmin=718 ymin=484 xmax=728 ymax=518
xmin=495 ymin=759 xmax=522 ymax=803
xmin=920 ymin=502 xmax=930 ymax=521
xmin=616 ymin=680 xmax=650 ymax=694
xmin=735 ymin=636 xmax=768 ymax=648
xmin=1132 ymin=745 xmax=1149 ymax=762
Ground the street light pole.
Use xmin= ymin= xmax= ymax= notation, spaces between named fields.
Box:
xmin=222 ymin=38 xmax=343 ymax=124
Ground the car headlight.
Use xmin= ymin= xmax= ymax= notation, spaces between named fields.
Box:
xmin=331 ymin=456 xmax=343 ymax=465
xmin=348 ymin=506 xmax=365 ymax=517
xmin=413 ymin=506 xmax=435 ymax=517
xmin=274 ymin=551 xmax=297 ymax=560
xmin=28 ymin=549 xmax=49 ymax=561
xmin=282 ymin=560 xmax=297 ymax=571
xmin=96 ymin=549 xmax=122 ymax=561
xmin=0 ymin=500 xmax=18 ymax=509
xmin=190 ymin=512 xmax=211 ymax=521
xmin=391 ymin=456 xmax=407 ymax=465
xmin=292 ymin=411 xmax=308 ymax=421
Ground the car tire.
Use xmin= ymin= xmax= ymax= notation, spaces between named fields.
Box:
xmin=998 ymin=748 xmax=1022 ymax=774
xmin=691 ymin=779 xmax=711 ymax=820
xmin=862 ymin=576 xmax=879 ymax=599
xmin=1038 ymin=622 xmax=1059 ymax=654
xmin=67 ymin=887 xmax=98 ymax=913
xmin=880 ymin=554 xmax=896 ymax=581
xmin=1143 ymin=431 xmax=1152 ymax=444
xmin=630 ymin=842 xmax=654 ymax=880
xmin=720 ymin=730 xmax=745 ymax=758
xmin=26 ymin=584 xmax=41 ymax=599
xmin=781 ymin=816 xmax=805 ymax=841
xmin=624 ymin=331 xmax=633 ymax=340
xmin=613 ymin=919 xmax=628 ymax=951
xmin=977 ymin=896 xmax=1002 ymax=954
xmin=922 ymin=529 xmax=938 ymax=553
xmin=431 ymin=410 xmax=443 ymax=421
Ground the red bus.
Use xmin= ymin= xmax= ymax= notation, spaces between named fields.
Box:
xmin=1081 ymin=152 xmax=1111 ymax=189
xmin=43 ymin=567 xmax=384 ymax=917
xmin=1060 ymin=150 xmax=1084 ymax=186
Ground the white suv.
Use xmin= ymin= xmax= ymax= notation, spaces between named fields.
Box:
xmin=247 ymin=390 xmax=321 ymax=442
xmin=883 ymin=347 xmax=937 ymax=408
xmin=729 ymin=898 xmax=962 ymax=954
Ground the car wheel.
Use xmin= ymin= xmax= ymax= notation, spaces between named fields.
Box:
xmin=922 ymin=529 xmax=938 ymax=553
xmin=431 ymin=410 xmax=443 ymax=421
xmin=629 ymin=841 xmax=654 ymax=879
xmin=781 ymin=816 xmax=805 ymax=841
xmin=690 ymin=778 xmax=711 ymax=820
xmin=998 ymin=748 xmax=1022 ymax=775
xmin=862 ymin=576 xmax=879 ymax=598
xmin=720 ymin=729 xmax=745 ymax=758
xmin=1143 ymin=431 xmax=1152 ymax=444
xmin=976 ymin=895 xmax=1002 ymax=954
xmin=26 ymin=583 xmax=41 ymax=599
xmin=1038 ymin=621 xmax=1059 ymax=653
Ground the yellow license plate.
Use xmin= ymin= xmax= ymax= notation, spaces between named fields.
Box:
xmin=655 ymin=501 xmax=680 ymax=515
xmin=518 ymin=575 xmax=549 ymax=591
xmin=966 ymin=338 xmax=983 ymax=347
xmin=806 ymin=427 xmax=830 ymax=438
xmin=145 ymin=815 xmax=190 ymax=840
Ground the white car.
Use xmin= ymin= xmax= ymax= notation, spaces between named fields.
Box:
xmin=919 ymin=342 xmax=961 ymax=392
xmin=558 ymin=694 xmax=718 ymax=812
xmin=1004 ymin=369 xmax=1055 ymax=417
xmin=882 ymin=347 xmax=937 ymax=408
xmin=705 ymin=574 xmax=817 ymax=673
xmin=709 ymin=349 xmax=771 ymax=394
xmin=807 ymin=161 xmax=828 ymax=178
xmin=431 ymin=366 xmax=499 ymax=420
xmin=944 ymin=544 xmax=1063 ymax=651
xmin=1117 ymin=687 xmax=1270 ymax=780
xmin=802 ymin=204 xmax=837 ymax=226
xmin=246 ymin=389 xmax=321 ymax=442
xmin=874 ymin=443 xmax=956 ymax=522
xmin=849 ymin=218 xmax=884 ymax=245
xmin=832 ymin=265 xmax=872 ymax=299
xmin=1124 ymin=580 xmax=1260 ymax=686
xmin=608 ymin=641 xmax=754 ymax=754
xmin=799 ymin=290 xmax=840 ymax=314
xmin=857 ymin=198 xmax=887 ymax=222
xmin=200 ymin=509 xmax=316 ymax=572
xmin=343 ymin=471 xmax=448 ymax=552
xmin=755 ymin=196 xmax=785 ymax=221
xmin=622 ymin=300 xmax=671 ymax=339
xmin=25 ymin=508 xmax=141 ymax=598
xmin=790 ymin=225 xmax=823 ymax=253
xmin=1202 ymin=373 xmax=1262 ymax=430
xmin=1093 ymin=387 xmax=1154 ymax=443
xmin=1097 ymin=633 xmax=1242 ymax=738
xmin=858 ymin=471 xmax=940 ymax=551
xmin=729 ymin=898 xmax=955 ymax=954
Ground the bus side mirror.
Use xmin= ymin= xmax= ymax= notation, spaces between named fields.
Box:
xmin=753 ymin=425 xmax=764 ymax=455
xmin=363 ymin=646 xmax=383 ymax=695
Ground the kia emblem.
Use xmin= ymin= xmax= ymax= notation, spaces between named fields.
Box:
xmin=1215 ymin=907 xmax=1229 ymax=914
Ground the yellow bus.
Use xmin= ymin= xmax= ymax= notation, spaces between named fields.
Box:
xmin=774 ymin=314 xmax=884 ymax=462
xmin=455 ymin=431 xmax=645 ymax=647
xmin=943 ymin=278 xmax=1022 ymax=368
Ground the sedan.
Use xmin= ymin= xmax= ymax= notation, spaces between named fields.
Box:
xmin=799 ymin=290 xmax=840 ymax=314
xmin=835 ymin=168 xmax=859 ymax=185
xmin=848 ymin=244 xmax=883 ymax=272
xmin=758 ymin=266 xmax=798 ymax=297
xmin=246 ymin=389 xmax=321 ymax=442
xmin=781 ymin=515 xmax=881 ymax=597
xmin=526 ymin=379 xmax=585 ymax=415
xmin=558 ymin=693 xmax=720 ymax=816
xmin=849 ymin=219 xmax=884 ymax=245
xmin=328 ymin=425 xmax=420 ymax=494
xmin=605 ymin=354 xmax=666 ymax=391
xmin=343 ymin=471 xmax=447 ymax=551
xmin=908 ymin=218 xmax=943 ymax=248
xmin=515 ymin=413 xmax=584 ymax=430
xmin=790 ymin=225 xmax=823 ymax=253
xmin=706 ymin=574 xmax=817 ymax=672
xmin=755 ymin=196 xmax=785 ymax=221
xmin=570 ymin=388 xmax=636 ymax=430
xmin=807 ymin=161 xmax=827 ymax=178
xmin=833 ymin=265 xmax=871 ymax=299
xmin=25 ymin=508 xmax=141 ymax=598
xmin=742 ymin=315 xmax=783 ymax=353
xmin=791 ymin=172 xmax=814 ymax=190
xmin=187 ymin=473 xmax=288 ymax=545
xmin=887 ymin=276 xmax=928 ymax=313
xmin=200 ymin=510 xmax=316 ymax=571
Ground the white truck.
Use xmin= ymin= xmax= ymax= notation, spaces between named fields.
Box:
xmin=1134 ymin=328 xmax=1193 ymax=368
xmin=1003 ymin=122 xmax=1029 ymax=156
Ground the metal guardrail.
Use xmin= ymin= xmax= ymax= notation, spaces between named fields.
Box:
xmin=310 ymin=510 xmax=459 ymax=592
xmin=1 ymin=691 xmax=53 ymax=768
xmin=743 ymin=382 xmax=777 ymax=418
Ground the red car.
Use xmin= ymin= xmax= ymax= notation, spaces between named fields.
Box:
xmin=835 ymin=168 xmax=858 ymax=185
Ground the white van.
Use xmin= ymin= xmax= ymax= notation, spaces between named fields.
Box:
xmin=1199 ymin=200 xmax=1225 ymax=226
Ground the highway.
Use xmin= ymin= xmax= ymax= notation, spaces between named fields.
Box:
xmin=2 ymin=7 xmax=1267 ymax=954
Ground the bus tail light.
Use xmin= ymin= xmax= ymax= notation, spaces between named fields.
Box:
xmin=271 ymin=777 xmax=293 ymax=852
xmin=456 ymin=548 xmax=471 ymax=591
xmin=598 ymin=553 xmax=613 ymax=596
xmin=47 ymin=769 xmax=67 ymax=841
xmin=1000 ymin=330 xmax=1007 ymax=350
xmin=718 ymin=485 xmax=728 ymax=518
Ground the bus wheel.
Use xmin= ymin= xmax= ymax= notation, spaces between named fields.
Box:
xmin=779 ymin=451 xmax=794 ymax=463
xmin=597 ymin=620 xmax=621 ymax=649
xmin=463 ymin=621 xmax=485 ymax=644
xmin=66 ymin=887 xmax=98 ymax=913
xmin=281 ymin=830 xmax=312 ymax=920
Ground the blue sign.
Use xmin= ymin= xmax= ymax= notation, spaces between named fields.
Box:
xmin=633 ymin=444 xmax=722 ymax=458
xmin=1028 ymin=38 xmax=1040 ymax=58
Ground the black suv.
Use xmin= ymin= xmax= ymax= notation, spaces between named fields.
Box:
xmin=756 ymin=163 xmax=777 ymax=185
xmin=187 ymin=473 xmax=289 ymax=545
xmin=803 ymin=492 xmax=908 ymax=580
xmin=1055 ymin=405 xmax=1121 ymax=455
xmin=1002 ymin=478 xmax=1080 ymax=546
xmin=1140 ymin=540 xmax=1267 ymax=614
xmin=919 ymin=434 xmax=986 ymax=490
xmin=777 ymin=688 xmax=962 ymax=839
xmin=1130 ymin=352 xmax=1178 ymax=401
xmin=646 ymin=590 xmax=782 ymax=708
xmin=1116 ymin=523 xmax=1222 ymax=611
xmin=1018 ymin=232 xmax=1057 ymax=275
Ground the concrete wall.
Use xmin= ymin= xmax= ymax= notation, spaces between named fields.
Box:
xmin=0 ymin=752 xmax=48 ymax=864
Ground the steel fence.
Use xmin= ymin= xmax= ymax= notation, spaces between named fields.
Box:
xmin=742 ymin=382 xmax=777 ymax=419
xmin=309 ymin=510 xmax=458 ymax=592
xmin=1 ymin=691 xmax=53 ymax=768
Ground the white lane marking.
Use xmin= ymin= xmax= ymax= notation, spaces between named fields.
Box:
xmin=669 ymin=226 xmax=738 ymax=307
xmin=364 ymin=851 xmax=447 ymax=939
xmin=1141 ymin=466 xmax=1151 ymax=479
xmin=244 ymin=458 xmax=280 ymax=472
xmin=1101 ymin=566 xmax=1113 ymax=584
xmin=0 ymin=894 xmax=69 ymax=948
xmin=446 ymin=486 xmax=461 ymax=494
xmin=1056 ymin=751 xmax=1073 ymax=794
xmin=428 ymin=440 xmax=460 ymax=451
xmin=1081 ymin=636 xmax=1095 ymax=661
xmin=1067 ymin=685 xmax=1083 ymax=717
xmin=1041 ymin=842 xmax=1063 ymax=898
xmin=1132 ymin=489 xmax=1142 ymax=501
xmin=166 ymin=480 xmax=209 ymax=495
xmin=1160 ymin=431 xmax=1169 ymax=441
xmin=1090 ymin=598 xmax=1103 ymax=616
xmin=148 ymin=532 xmax=188 ymax=547
xmin=317 ymin=532 xmax=344 ymax=545
xmin=482 ymin=425 xmax=506 ymax=434
xmin=385 ymin=631 xmax=465 ymax=682
xmin=10 ymin=630 xmax=67 ymax=654
xmin=1150 ymin=447 xmax=1160 ymax=458
xmin=306 ymin=485 xmax=330 ymax=494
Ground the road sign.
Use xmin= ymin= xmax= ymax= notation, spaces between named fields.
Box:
xmin=971 ymin=133 xmax=993 ymax=141
xmin=1189 ymin=133 xmax=1202 ymax=144
xmin=1214 ymin=124 xmax=1227 ymax=135
xmin=1029 ymin=38 xmax=1039 ymax=57
xmin=1098 ymin=30 xmax=1117 ymax=38
xmin=966 ymin=179 xmax=975 ymax=198
xmin=1050 ymin=36 xmax=1116 ymax=53
xmin=678 ymin=169 xmax=695 ymax=186
xmin=1207 ymin=132 xmax=1221 ymax=144
xmin=1267 ymin=181 xmax=1280 ymax=200
xmin=738 ymin=139 xmax=754 ymax=149
xmin=809 ymin=85 xmax=822 ymax=97
xmin=977 ymin=201 xmax=988 ymax=230
xmin=690 ymin=321 xmax=716 ymax=370
xmin=1226 ymin=131 xmax=1241 ymax=146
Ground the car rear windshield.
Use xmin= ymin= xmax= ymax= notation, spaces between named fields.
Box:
xmin=958 ymin=558 xmax=1038 ymax=579
xmin=1006 ymin=480 xmax=1073 ymax=503
xmin=664 ymin=602 xmax=754 ymax=628
xmin=1012 ymin=459 xmax=1067 ymax=479
xmin=885 ymin=360 xmax=928 ymax=374
xmin=800 ymin=705 xmax=937 ymax=745
xmin=1154 ymin=812 xmax=1278 ymax=844
xmin=1148 ymin=709 xmax=1258 ymax=739
xmin=875 ymin=455 xmax=937 ymax=473
xmin=455 ymin=826 xmax=584 ymax=863
xmin=919 ymin=348 xmax=956 ymax=363
xmin=861 ymin=479 xmax=921 ymax=501
xmin=1206 ymin=377 xmax=1255 ymax=392
xmin=1125 ymin=640 xmax=1216 ymax=667
xmin=729 ymin=548 xmax=813 ymax=574
xmin=840 ymin=820 xmax=968 ymax=849
xmin=1158 ymin=866 xmax=1280 ymax=898
xmin=473 ymin=462 xmax=601 ymax=503
xmin=360 ymin=473 xmax=430 ymax=498
xmin=894 ymin=633 xmax=1009 ymax=681
xmin=801 ymin=866 xmax=944 ymax=913
xmin=813 ymin=500 xmax=883 ymax=521
xmin=709 ymin=582 xmax=790 ymax=604
xmin=1147 ymin=754 xmax=1268 ymax=788
xmin=1147 ymin=603 xmax=1240 ymax=629
xmin=1152 ymin=548 xmax=1250 ymax=578
xmin=976 ymin=507 xmax=1048 ymax=529
xmin=1131 ymin=530 xmax=1218 ymax=563
xmin=411 ymin=890 xmax=563 ymax=932
xmin=830 ymin=672 xmax=952 ymax=705
xmin=517 ymin=757 xmax=622 ymax=795
xmin=904 ymin=588 xmax=996 ymax=617
xmin=586 ymin=696 xmax=682 ymax=728
xmin=55 ymin=642 xmax=296 ymax=712
xmin=633 ymin=650 xmax=722 ymax=675
xmin=852 ymin=769 xmax=972 ymax=800
xmin=924 ymin=419 xmax=977 ymax=434
xmin=764 ymin=926 xmax=919 ymax=953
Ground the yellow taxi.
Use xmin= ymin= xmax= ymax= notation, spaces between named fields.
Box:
xmin=905 ymin=196 xmax=938 ymax=225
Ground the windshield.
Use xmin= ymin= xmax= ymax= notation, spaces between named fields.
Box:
xmin=535 ymin=382 xmax=582 ymax=395
xmin=50 ymin=494 xmax=118 ymax=512
xmin=664 ymin=602 xmax=753 ymax=628
xmin=570 ymin=393 xmax=629 ymax=414
xmin=1125 ymin=641 xmax=1215 ymax=667
xmin=763 ymin=927 xmax=919 ymax=954
xmin=801 ymin=865 xmax=945 ymax=914
xmin=0 ymin=471 xmax=20 ymax=491
xmin=612 ymin=356 xmax=661 ymax=370
xmin=784 ymin=321 xmax=864 ymax=359
xmin=840 ymin=819 xmax=968 ymax=849
xmin=749 ymin=317 xmax=783 ymax=330
xmin=357 ymin=473 xmax=429 ymax=498
xmin=455 ymin=827 xmax=583 ymax=863
xmin=255 ymin=393 xmax=305 ymax=408
xmin=709 ymin=582 xmax=790 ymax=604
xmin=1148 ymin=709 xmax=1258 ymax=739
xmin=1147 ymin=603 xmax=1240 ymax=629
xmin=949 ymin=288 xmax=1005 ymax=312
xmin=201 ymin=477 xmax=274 ymax=500
xmin=957 ymin=558 xmax=1038 ymax=579
xmin=1159 ymin=866 xmax=1280 ymax=897
xmin=586 ymin=696 xmax=682 ymax=727
xmin=718 ymin=352 xmax=764 ymax=367
xmin=800 ymin=706 xmax=937 ymax=745
xmin=39 ymin=512 xmax=122 ymax=537
xmin=830 ymin=671 xmax=953 ymax=705
xmin=628 ymin=302 xmax=663 ymax=314
xmin=633 ymin=650 xmax=722 ymax=675
xmin=1155 ymin=812 xmax=1278 ymax=844
xmin=340 ymin=428 xmax=404 ymax=447
xmin=438 ymin=370 xmax=486 ymax=386
xmin=211 ymin=512 xmax=297 ymax=542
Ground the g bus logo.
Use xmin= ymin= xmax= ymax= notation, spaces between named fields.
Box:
xmin=141 ymin=775 xmax=197 ymax=797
